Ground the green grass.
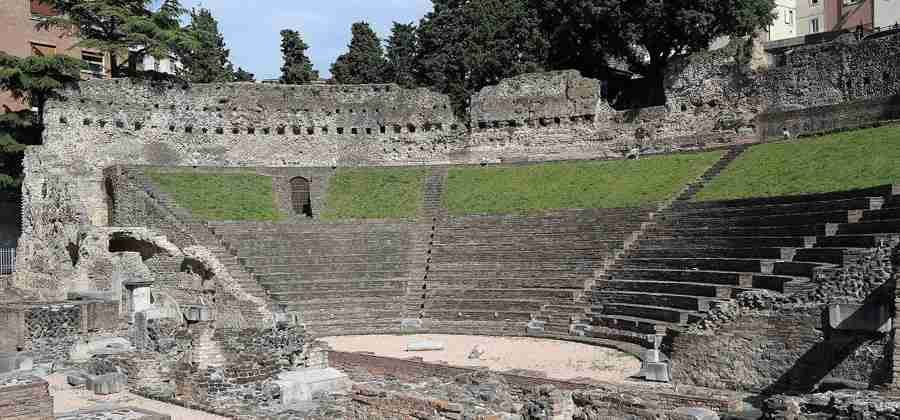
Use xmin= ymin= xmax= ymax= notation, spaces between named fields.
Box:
xmin=695 ymin=125 xmax=900 ymax=201
xmin=148 ymin=172 xmax=281 ymax=221
xmin=444 ymin=152 xmax=724 ymax=215
xmin=322 ymin=167 xmax=428 ymax=220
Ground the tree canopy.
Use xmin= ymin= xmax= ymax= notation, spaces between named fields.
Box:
xmin=533 ymin=0 xmax=775 ymax=102
xmin=280 ymin=29 xmax=318 ymax=84
xmin=330 ymin=22 xmax=387 ymax=84
xmin=179 ymin=8 xmax=235 ymax=83
xmin=383 ymin=22 xmax=419 ymax=88
xmin=417 ymin=0 xmax=547 ymax=115
xmin=36 ymin=0 xmax=196 ymax=77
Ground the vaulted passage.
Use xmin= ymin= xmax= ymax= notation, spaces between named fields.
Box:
xmin=290 ymin=177 xmax=312 ymax=217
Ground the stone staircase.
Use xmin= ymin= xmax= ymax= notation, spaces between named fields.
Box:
xmin=532 ymin=146 xmax=749 ymax=340
xmin=408 ymin=166 xmax=449 ymax=326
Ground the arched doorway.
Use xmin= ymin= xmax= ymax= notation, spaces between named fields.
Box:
xmin=290 ymin=177 xmax=312 ymax=217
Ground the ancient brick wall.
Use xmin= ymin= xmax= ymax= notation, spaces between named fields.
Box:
xmin=0 ymin=375 xmax=52 ymax=420
xmin=0 ymin=300 xmax=121 ymax=361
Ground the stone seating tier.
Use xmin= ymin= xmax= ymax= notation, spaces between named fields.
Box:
xmin=672 ymin=184 xmax=894 ymax=210
xmin=638 ymin=236 xmax=817 ymax=249
xmin=629 ymin=247 xmax=795 ymax=260
xmin=661 ymin=197 xmax=883 ymax=218
xmin=661 ymin=209 xmax=859 ymax=227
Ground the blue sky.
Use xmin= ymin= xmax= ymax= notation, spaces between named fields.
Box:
xmin=181 ymin=0 xmax=433 ymax=80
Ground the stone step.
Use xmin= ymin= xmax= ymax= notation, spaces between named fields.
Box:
xmin=261 ymin=279 xmax=406 ymax=292
xmin=816 ymin=234 xmax=898 ymax=248
xmin=424 ymin=310 xmax=534 ymax=322
xmin=835 ymin=219 xmax=900 ymax=235
xmin=595 ymin=279 xmax=733 ymax=299
xmin=257 ymin=271 xmax=412 ymax=282
xmin=650 ymin=223 xmax=824 ymax=237
xmin=618 ymin=257 xmax=770 ymax=273
xmin=674 ymin=185 xmax=894 ymax=211
xmin=426 ymin=288 xmax=577 ymax=301
xmin=593 ymin=303 xmax=697 ymax=324
xmin=424 ymin=298 xmax=545 ymax=312
xmin=593 ymin=291 xmax=716 ymax=312
xmin=661 ymin=209 xmax=856 ymax=228
xmin=637 ymin=236 xmax=816 ymax=249
xmin=269 ymin=289 xmax=406 ymax=300
xmin=628 ymin=247 xmax=794 ymax=260
xmin=666 ymin=197 xmax=882 ymax=219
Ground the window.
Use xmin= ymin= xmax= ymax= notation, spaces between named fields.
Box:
xmin=810 ymin=0 xmax=819 ymax=6
xmin=810 ymin=18 xmax=820 ymax=33
xmin=82 ymin=52 xmax=104 ymax=78
xmin=30 ymin=42 xmax=55 ymax=56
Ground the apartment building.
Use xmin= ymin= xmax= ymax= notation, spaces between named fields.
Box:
xmin=767 ymin=0 xmax=799 ymax=40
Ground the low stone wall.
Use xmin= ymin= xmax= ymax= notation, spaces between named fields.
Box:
xmin=0 ymin=375 xmax=52 ymax=420
xmin=0 ymin=300 xmax=121 ymax=361
xmin=328 ymin=351 xmax=740 ymax=413
xmin=757 ymin=95 xmax=900 ymax=138
xmin=670 ymin=244 xmax=896 ymax=394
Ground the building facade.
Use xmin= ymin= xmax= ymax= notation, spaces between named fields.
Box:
xmin=875 ymin=0 xmax=900 ymax=27
xmin=0 ymin=0 xmax=110 ymax=112
xmin=798 ymin=0 xmax=827 ymax=35
xmin=825 ymin=0 xmax=875 ymax=31
xmin=767 ymin=0 xmax=799 ymax=40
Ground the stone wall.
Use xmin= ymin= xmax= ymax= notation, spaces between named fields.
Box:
xmin=0 ymin=375 xmax=52 ymax=420
xmin=0 ymin=300 xmax=120 ymax=362
xmin=670 ymin=244 xmax=896 ymax=394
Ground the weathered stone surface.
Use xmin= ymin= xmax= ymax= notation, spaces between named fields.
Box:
xmin=86 ymin=372 xmax=128 ymax=395
xmin=828 ymin=303 xmax=892 ymax=333
xmin=406 ymin=340 xmax=445 ymax=352
xmin=274 ymin=368 xmax=351 ymax=404
xmin=0 ymin=353 xmax=33 ymax=374
xmin=69 ymin=337 xmax=133 ymax=362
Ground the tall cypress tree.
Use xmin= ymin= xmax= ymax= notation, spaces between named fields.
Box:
xmin=280 ymin=29 xmax=318 ymax=84
xmin=330 ymin=22 xmax=387 ymax=84
xmin=180 ymin=8 xmax=235 ymax=83
xmin=383 ymin=22 xmax=418 ymax=88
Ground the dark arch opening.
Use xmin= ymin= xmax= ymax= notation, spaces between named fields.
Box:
xmin=105 ymin=177 xmax=116 ymax=226
xmin=290 ymin=177 xmax=313 ymax=217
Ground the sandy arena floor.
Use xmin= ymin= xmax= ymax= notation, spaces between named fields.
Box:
xmin=45 ymin=374 xmax=229 ymax=420
xmin=323 ymin=334 xmax=641 ymax=383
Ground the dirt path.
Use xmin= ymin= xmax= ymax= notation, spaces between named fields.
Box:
xmin=322 ymin=334 xmax=641 ymax=383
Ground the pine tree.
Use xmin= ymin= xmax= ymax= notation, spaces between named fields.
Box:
xmin=383 ymin=22 xmax=418 ymax=88
xmin=330 ymin=22 xmax=387 ymax=84
xmin=280 ymin=29 xmax=318 ymax=84
xmin=180 ymin=8 xmax=235 ymax=83
xmin=36 ymin=0 xmax=197 ymax=77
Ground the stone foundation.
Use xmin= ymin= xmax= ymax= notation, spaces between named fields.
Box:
xmin=0 ymin=375 xmax=52 ymax=420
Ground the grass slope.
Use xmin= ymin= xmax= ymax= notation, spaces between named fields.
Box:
xmin=322 ymin=167 xmax=428 ymax=220
xmin=696 ymin=125 xmax=900 ymax=201
xmin=444 ymin=152 xmax=723 ymax=215
xmin=148 ymin=172 xmax=281 ymax=221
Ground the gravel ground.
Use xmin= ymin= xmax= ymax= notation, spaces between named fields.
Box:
xmin=322 ymin=334 xmax=641 ymax=383
xmin=45 ymin=374 xmax=229 ymax=420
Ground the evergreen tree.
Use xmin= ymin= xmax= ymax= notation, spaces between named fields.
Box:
xmin=330 ymin=22 xmax=387 ymax=84
xmin=417 ymin=0 xmax=547 ymax=115
xmin=233 ymin=67 xmax=255 ymax=82
xmin=280 ymin=29 xmax=318 ymax=84
xmin=36 ymin=0 xmax=196 ymax=77
xmin=383 ymin=22 xmax=418 ymax=88
xmin=0 ymin=52 xmax=81 ymax=189
xmin=180 ymin=8 xmax=235 ymax=83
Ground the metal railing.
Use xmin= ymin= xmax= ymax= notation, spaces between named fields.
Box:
xmin=0 ymin=248 xmax=15 ymax=275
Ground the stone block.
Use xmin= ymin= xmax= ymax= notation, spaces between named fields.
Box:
xmin=407 ymin=341 xmax=445 ymax=352
xmin=69 ymin=338 xmax=133 ymax=362
xmin=56 ymin=407 xmax=172 ymax=420
xmin=673 ymin=407 xmax=720 ymax=420
xmin=275 ymin=368 xmax=350 ymax=404
xmin=0 ymin=353 xmax=33 ymax=374
xmin=641 ymin=361 xmax=670 ymax=383
xmin=86 ymin=372 xmax=127 ymax=395
xmin=67 ymin=373 xmax=87 ymax=386
xmin=67 ymin=291 xmax=117 ymax=301
xmin=401 ymin=318 xmax=422 ymax=333
xmin=828 ymin=303 xmax=892 ymax=333
xmin=526 ymin=319 xmax=545 ymax=335
xmin=183 ymin=305 xmax=212 ymax=322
